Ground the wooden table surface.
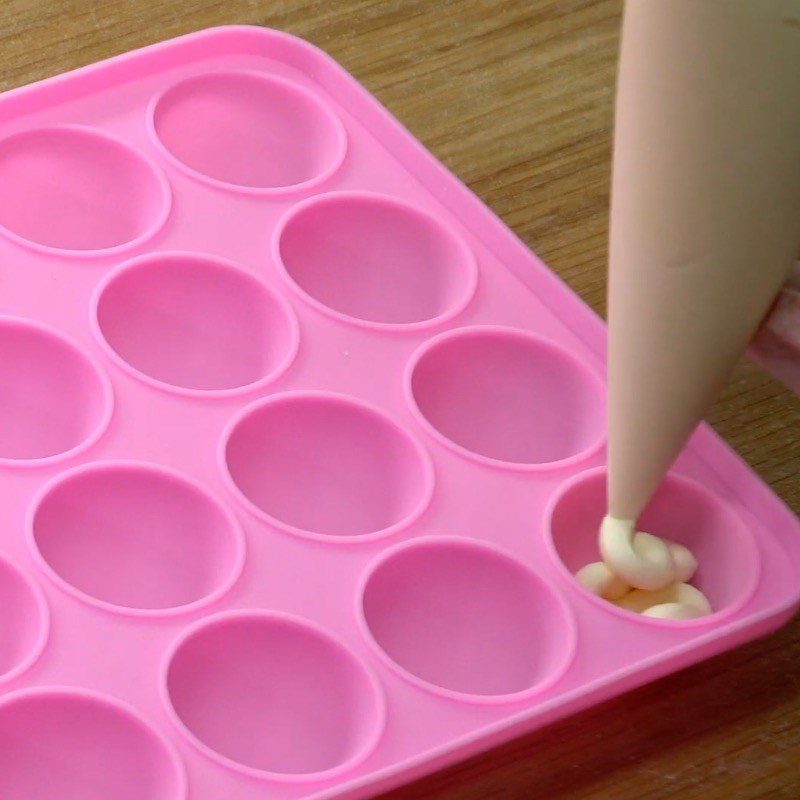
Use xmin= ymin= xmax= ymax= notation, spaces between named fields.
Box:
xmin=4 ymin=1 xmax=799 ymax=797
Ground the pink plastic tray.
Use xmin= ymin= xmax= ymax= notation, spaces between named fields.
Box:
xmin=0 ymin=25 xmax=797 ymax=800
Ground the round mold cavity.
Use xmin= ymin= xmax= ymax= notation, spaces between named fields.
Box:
xmin=406 ymin=326 xmax=605 ymax=469
xmin=0 ymin=316 xmax=113 ymax=467
xmin=0 ymin=125 xmax=170 ymax=256
xmin=0 ymin=557 xmax=49 ymax=685
xmin=161 ymin=610 xmax=386 ymax=781
xmin=545 ymin=466 xmax=761 ymax=627
xmin=149 ymin=71 xmax=346 ymax=194
xmin=358 ymin=536 xmax=577 ymax=703
xmin=0 ymin=687 xmax=186 ymax=800
xmin=220 ymin=391 xmax=434 ymax=542
xmin=92 ymin=252 xmax=299 ymax=397
xmin=27 ymin=461 xmax=245 ymax=616
xmin=273 ymin=191 xmax=478 ymax=330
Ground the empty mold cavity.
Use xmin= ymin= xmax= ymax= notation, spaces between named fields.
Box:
xmin=149 ymin=71 xmax=346 ymax=192
xmin=0 ymin=688 xmax=185 ymax=800
xmin=546 ymin=467 xmax=761 ymax=625
xmin=221 ymin=391 xmax=433 ymax=541
xmin=93 ymin=252 xmax=298 ymax=396
xmin=0 ymin=557 xmax=48 ymax=684
xmin=407 ymin=326 xmax=605 ymax=469
xmin=0 ymin=126 xmax=169 ymax=255
xmin=0 ymin=317 xmax=112 ymax=466
xmin=28 ymin=461 xmax=244 ymax=615
xmin=359 ymin=537 xmax=576 ymax=702
xmin=162 ymin=611 xmax=385 ymax=781
xmin=274 ymin=192 xmax=477 ymax=328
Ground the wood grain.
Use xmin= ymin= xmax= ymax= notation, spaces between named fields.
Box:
xmin=2 ymin=1 xmax=798 ymax=797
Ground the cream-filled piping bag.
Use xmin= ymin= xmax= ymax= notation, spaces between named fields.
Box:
xmin=603 ymin=1 xmax=800 ymax=584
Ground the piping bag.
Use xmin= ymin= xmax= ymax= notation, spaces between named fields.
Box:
xmin=602 ymin=1 xmax=800 ymax=586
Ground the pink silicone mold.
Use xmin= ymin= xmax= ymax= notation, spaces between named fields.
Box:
xmin=0 ymin=316 xmax=113 ymax=466
xmin=0 ymin=125 xmax=170 ymax=256
xmin=92 ymin=252 xmax=298 ymax=396
xmin=274 ymin=191 xmax=478 ymax=329
xmin=0 ymin=557 xmax=48 ymax=684
xmin=162 ymin=610 xmax=385 ymax=781
xmin=358 ymin=536 xmax=576 ymax=703
xmin=220 ymin=391 xmax=434 ymax=542
xmin=406 ymin=326 xmax=605 ymax=469
xmin=149 ymin=71 xmax=346 ymax=194
xmin=0 ymin=25 xmax=796 ymax=800
xmin=0 ymin=687 xmax=186 ymax=800
xmin=27 ymin=461 xmax=245 ymax=616
xmin=546 ymin=466 xmax=761 ymax=627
